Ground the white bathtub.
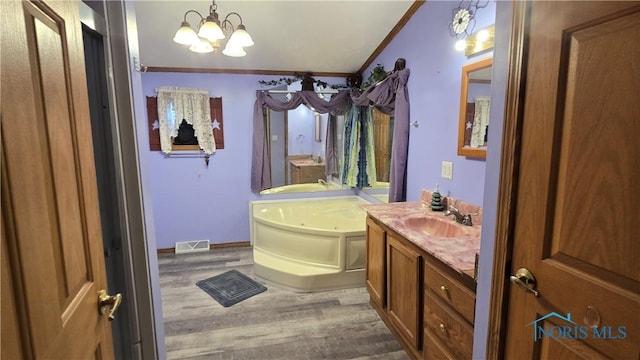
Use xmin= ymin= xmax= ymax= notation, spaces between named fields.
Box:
xmin=249 ymin=196 xmax=369 ymax=292
xmin=259 ymin=182 xmax=342 ymax=195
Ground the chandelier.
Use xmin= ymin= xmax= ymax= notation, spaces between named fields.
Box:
xmin=173 ymin=0 xmax=254 ymax=57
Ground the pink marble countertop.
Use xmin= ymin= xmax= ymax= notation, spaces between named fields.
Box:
xmin=362 ymin=197 xmax=481 ymax=279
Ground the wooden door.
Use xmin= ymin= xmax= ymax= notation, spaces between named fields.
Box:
xmin=365 ymin=217 xmax=386 ymax=308
xmin=504 ymin=2 xmax=640 ymax=359
xmin=1 ymin=0 xmax=115 ymax=358
xmin=372 ymin=108 xmax=391 ymax=182
xmin=387 ymin=234 xmax=421 ymax=350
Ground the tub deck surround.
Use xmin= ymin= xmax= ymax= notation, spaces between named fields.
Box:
xmin=258 ymin=181 xmax=342 ymax=195
xmin=361 ymin=191 xmax=481 ymax=278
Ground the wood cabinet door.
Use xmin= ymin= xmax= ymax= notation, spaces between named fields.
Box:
xmin=366 ymin=217 xmax=386 ymax=308
xmin=1 ymin=0 xmax=114 ymax=358
xmin=503 ymin=2 xmax=640 ymax=359
xmin=387 ymin=234 xmax=422 ymax=350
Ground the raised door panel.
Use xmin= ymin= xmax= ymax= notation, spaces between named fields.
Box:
xmin=387 ymin=234 xmax=421 ymax=350
xmin=504 ymin=2 xmax=640 ymax=359
xmin=365 ymin=217 xmax=386 ymax=308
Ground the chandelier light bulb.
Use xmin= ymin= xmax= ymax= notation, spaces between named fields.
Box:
xmin=227 ymin=24 xmax=254 ymax=47
xmin=455 ymin=39 xmax=467 ymax=51
xmin=173 ymin=21 xmax=199 ymax=45
xmin=222 ymin=44 xmax=246 ymax=57
xmin=198 ymin=18 xmax=225 ymax=41
xmin=189 ymin=37 xmax=215 ymax=53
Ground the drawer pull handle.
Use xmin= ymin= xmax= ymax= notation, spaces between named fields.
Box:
xmin=439 ymin=323 xmax=447 ymax=332
xmin=439 ymin=285 xmax=448 ymax=294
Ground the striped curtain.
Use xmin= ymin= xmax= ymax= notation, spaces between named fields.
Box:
xmin=340 ymin=105 xmax=377 ymax=187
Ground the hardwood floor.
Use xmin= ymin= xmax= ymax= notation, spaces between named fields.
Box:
xmin=158 ymin=246 xmax=408 ymax=359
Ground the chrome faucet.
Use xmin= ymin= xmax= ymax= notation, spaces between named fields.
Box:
xmin=444 ymin=206 xmax=474 ymax=226
xmin=317 ymin=179 xmax=327 ymax=185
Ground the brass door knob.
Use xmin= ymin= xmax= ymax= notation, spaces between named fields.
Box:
xmin=509 ymin=268 xmax=540 ymax=297
xmin=98 ymin=289 xmax=122 ymax=321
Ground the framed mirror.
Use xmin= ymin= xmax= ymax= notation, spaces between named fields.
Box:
xmin=457 ymin=57 xmax=492 ymax=159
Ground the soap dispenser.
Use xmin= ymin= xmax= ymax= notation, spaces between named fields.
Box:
xmin=430 ymin=184 xmax=445 ymax=211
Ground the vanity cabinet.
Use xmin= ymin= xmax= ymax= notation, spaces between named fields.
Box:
xmin=364 ymin=215 xmax=476 ymax=360
xmin=387 ymin=234 xmax=422 ymax=350
xmin=289 ymin=159 xmax=325 ymax=184
xmin=365 ymin=217 xmax=386 ymax=308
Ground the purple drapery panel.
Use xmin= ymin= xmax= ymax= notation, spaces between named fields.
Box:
xmin=251 ymin=90 xmax=352 ymax=192
xmin=325 ymin=114 xmax=339 ymax=176
xmin=348 ymin=68 xmax=410 ymax=202
xmin=251 ymin=68 xmax=410 ymax=201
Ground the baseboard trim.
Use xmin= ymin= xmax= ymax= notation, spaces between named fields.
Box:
xmin=157 ymin=241 xmax=251 ymax=254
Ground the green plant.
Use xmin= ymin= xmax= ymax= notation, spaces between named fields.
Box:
xmin=361 ymin=64 xmax=390 ymax=89
xmin=258 ymin=73 xmax=348 ymax=90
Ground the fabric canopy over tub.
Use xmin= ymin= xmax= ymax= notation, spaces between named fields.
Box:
xmin=251 ymin=67 xmax=410 ymax=202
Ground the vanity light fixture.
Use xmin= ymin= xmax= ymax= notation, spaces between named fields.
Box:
xmin=173 ymin=0 xmax=254 ymax=57
xmin=449 ymin=0 xmax=491 ymax=54
xmin=456 ymin=25 xmax=495 ymax=56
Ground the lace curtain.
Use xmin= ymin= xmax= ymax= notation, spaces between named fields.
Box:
xmin=470 ymin=96 xmax=490 ymax=148
xmin=156 ymin=86 xmax=216 ymax=155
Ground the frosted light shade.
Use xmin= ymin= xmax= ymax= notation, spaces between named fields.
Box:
xmin=173 ymin=22 xmax=199 ymax=45
xmin=227 ymin=25 xmax=254 ymax=47
xmin=222 ymin=44 xmax=246 ymax=57
xmin=189 ymin=37 xmax=214 ymax=53
xmin=455 ymin=39 xmax=467 ymax=51
xmin=198 ymin=20 xmax=225 ymax=41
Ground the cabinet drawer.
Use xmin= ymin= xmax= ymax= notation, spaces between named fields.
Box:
xmin=424 ymin=260 xmax=475 ymax=324
xmin=424 ymin=331 xmax=455 ymax=360
xmin=424 ymin=292 xmax=473 ymax=360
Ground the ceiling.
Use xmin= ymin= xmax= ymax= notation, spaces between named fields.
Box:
xmin=134 ymin=1 xmax=418 ymax=75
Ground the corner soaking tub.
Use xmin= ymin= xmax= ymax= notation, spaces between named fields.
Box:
xmin=249 ymin=196 xmax=369 ymax=292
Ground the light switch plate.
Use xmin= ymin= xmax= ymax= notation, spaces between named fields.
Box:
xmin=441 ymin=161 xmax=453 ymax=179
xmin=271 ymin=135 xmax=278 ymax=141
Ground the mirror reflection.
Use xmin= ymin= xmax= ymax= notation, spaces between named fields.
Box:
xmin=261 ymin=103 xmax=393 ymax=194
xmin=457 ymin=57 xmax=492 ymax=159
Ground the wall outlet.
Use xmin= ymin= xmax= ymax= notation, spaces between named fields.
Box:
xmin=271 ymin=135 xmax=278 ymax=141
xmin=441 ymin=161 xmax=453 ymax=179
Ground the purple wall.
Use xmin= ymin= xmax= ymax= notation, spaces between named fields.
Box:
xmin=363 ymin=0 xmax=496 ymax=205
xmin=140 ymin=73 xmax=342 ymax=248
